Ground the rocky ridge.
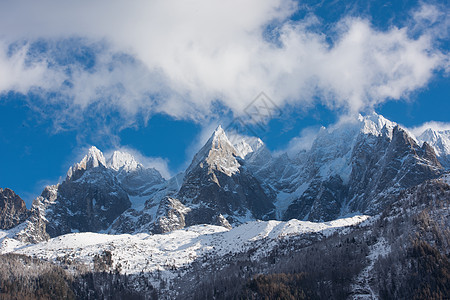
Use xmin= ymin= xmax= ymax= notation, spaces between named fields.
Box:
xmin=2 ymin=113 xmax=448 ymax=241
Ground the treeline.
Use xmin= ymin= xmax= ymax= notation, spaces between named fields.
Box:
xmin=0 ymin=253 xmax=75 ymax=300
xmin=72 ymin=271 xmax=157 ymax=300
xmin=0 ymin=253 xmax=157 ymax=300
xmin=187 ymin=226 xmax=370 ymax=299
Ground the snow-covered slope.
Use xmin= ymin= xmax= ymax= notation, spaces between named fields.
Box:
xmin=0 ymin=215 xmax=369 ymax=286
xmin=108 ymin=151 xmax=141 ymax=172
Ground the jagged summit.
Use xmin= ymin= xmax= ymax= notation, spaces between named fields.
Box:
xmin=82 ymin=146 xmax=107 ymax=168
xmin=186 ymin=125 xmax=267 ymax=176
xmin=108 ymin=151 xmax=142 ymax=172
xmin=419 ymin=128 xmax=440 ymax=141
xmin=186 ymin=125 xmax=241 ymax=176
xmin=358 ymin=112 xmax=397 ymax=138
xmin=178 ymin=125 xmax=275 ymax=226
xmin=78 ymin=146 xmax=106 ymax=169
xmin=418 ymin=128 xmax=450 ymax=156
xmin=0 ymin=188 xmax=29 ymax=230
xmin=67 ymin=147 xmax=162 ymax=180
xmin=211 ymin=125 xmax=227 ymax=142
xmin=66 ymin=146 xmax=106 ymax=180
xmin=418 ymin=127 xmax=450 ymax=168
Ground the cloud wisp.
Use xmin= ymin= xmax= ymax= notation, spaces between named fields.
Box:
xmin=0 ymin=0 xmax=448 ymax=130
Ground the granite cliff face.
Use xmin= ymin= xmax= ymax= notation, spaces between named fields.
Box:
xmin=0 ymin=188 xmax=29 ymax=230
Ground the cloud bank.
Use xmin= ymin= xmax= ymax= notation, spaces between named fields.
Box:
xmin=0 ymin=0 xmax=448 ymax=128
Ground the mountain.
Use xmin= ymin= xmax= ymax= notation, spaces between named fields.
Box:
xmin=245 ymin=113 xmax=443 ymax=221
xmin=34 ymin=147 xmax=167 ymax=238
xmin=176 ymin=125 xmax=275 ymax=227
xmin=417 ymin=128 xmax=450 ymax=168
xmin=0 ymin=188 xmax=29 ymax=230
xmin=2 ymin=112 xmax=445 ymax=239
xmin=1 ymin=173 xmax=448 ymax=299
xmin=186 ymin=173 xmax=450 ymax=299
xmin=108 ymin=150 xmax=165 ymax=196
xmin=0 ymin=112 xmax=448 ymax=299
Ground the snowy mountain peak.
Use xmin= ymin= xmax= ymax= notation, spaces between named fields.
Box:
xmin=214 ymin=124 xmax=224 ymax=134
xmin=186 ymin=125 xmax=241 ymax=176
xmin=108 ymin=151 xmax=142 ymax=172
xmin=419 ymin=128 xmax=440 ymax=141
xmin=66 ymin=146 xmax=106 ymax=179
xmin=84 ymin=146 xmax=107 ymax=168
xmin=418 ymin=128 xmax=450 ymax=152
xmin=211 ymin=125 xmax=231 ymax=146
xmin=417 ymin=128 xmax=450 ymax=168
xmin=358 ymin=112 xmax=397 ymax=138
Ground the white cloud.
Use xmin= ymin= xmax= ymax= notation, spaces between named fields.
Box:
xmin=0 ymin=1 xmax=447 ymax=126
xmin=413 ymin=3 xmax=442 ymax=24
xmin=0 ymin=41 xmax=62 ymax=93
xmin=280 ymin=125 xmax=322 ymax=157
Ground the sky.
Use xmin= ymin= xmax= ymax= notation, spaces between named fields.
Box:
xmin=0 ymin=0 xmax=449 ymax=206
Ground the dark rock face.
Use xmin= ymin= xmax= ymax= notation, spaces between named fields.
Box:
xmin=15 ymin=195 xmax=51 ymax=243
xmin=37 ymin=147 xmax=133 ymax=238
xmin=284 ymin=125 xmax=443 ymax=221
xmin=284 ymin=176 xmax=347 ymax=221
xmin=45 ymin=167 xmax=131 ymax=237
xmin=179 ymin=167 xmax=275 ymax=225
xmin=346 ymin=126 xmax=442 ymax=214
xmin=0 ymin=188 xmax=30 ymax=230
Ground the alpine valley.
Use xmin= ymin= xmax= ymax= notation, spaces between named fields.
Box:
xmin=0 ymin=112 xmax=449 ymax=299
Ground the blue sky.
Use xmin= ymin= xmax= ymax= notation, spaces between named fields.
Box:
xmin=0 ymin=0 xmax=448 ymax=206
